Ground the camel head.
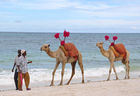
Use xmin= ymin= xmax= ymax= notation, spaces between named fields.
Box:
xmin=96 ymin=42 xmax=104 ymax=48
xmin=40 ymin=44 xmax=50 ymax=52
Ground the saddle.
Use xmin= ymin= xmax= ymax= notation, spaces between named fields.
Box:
xmin=110 ymin=43 xmax=127 ymax=60
xmin=60 ymin=43 xmax=79 ymax=60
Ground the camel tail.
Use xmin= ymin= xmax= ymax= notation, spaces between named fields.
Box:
xmin=122 ymin=50 xmax=130 ymax=64
xmin=122 ymin=59 xmax=125 ymax=64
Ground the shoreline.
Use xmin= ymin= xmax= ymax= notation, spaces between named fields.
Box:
xmin=1 ymin=71 xmax=140 ymax=91
xmin=1 ymin=78 xmax=140 ymax=96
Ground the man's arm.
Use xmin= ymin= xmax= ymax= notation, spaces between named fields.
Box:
xmin=27 ymin=61 xmax=32 ymax=64
xmin=17 ymin=57 xmax=22 ymax=73
xmin=12 ymin=63 xmax=16 ymax=72
xmin=17 ymin=65 xmax=21 ymax=73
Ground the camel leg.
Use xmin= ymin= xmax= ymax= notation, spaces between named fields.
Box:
xmin=107 ymin=61 xmax=113 ymax=81
xmin=67 ymin=61 xmax=76 ymax=85
xmin=125 ymin=64 xmax=128 ymax=79
xmin=59 ymin=62 xmax=66 ymax=85
xmin=50 ymin=60 xmax=60 ymax=86
xmin=77 ymin=53 xmax=84 ymax=83
xmin=128 ymin=65 xmax=130 ymax=79
xmin=125 ymin=61 xmax=130 ymax=79
xmin=124 ymin=64 xmax=127 ymax=79
xmin=112 ymin=64 xmax=119 ymax=80
xmin=78 ymin=61 xmax=84 ymax=83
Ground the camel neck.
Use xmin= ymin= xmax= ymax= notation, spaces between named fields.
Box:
xmin=99 ymin=46 xmax=109 ymax=58
xmin=46 ymin=48 xmax=56 ymax=58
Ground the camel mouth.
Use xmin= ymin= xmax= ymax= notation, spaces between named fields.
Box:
xmin=40 ymin=47 xmax=42 ymax=51
xmin=96 ymin=43 xmax=98 ymax=47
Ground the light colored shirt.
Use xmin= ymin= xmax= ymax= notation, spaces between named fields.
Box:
xmin=14 ymin=56 xmax=19 ymax=72
xmin=17 ymin=55 xmax=28 ymax=74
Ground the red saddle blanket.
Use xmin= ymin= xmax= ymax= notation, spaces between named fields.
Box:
xmin=112 ymin=43 xmax=127 ymax=60
xmin=60 ymin=43 xmax=79 ymax=60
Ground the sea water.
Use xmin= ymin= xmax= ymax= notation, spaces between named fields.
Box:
xmin=0 ymin=32 xmax=140 ymax=86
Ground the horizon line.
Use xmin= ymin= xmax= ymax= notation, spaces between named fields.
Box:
xmin=0 ymin=31 xmax=139 ymax=34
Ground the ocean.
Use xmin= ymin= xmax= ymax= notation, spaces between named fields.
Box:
xmin=0 ymin=32 xmax=140 ymax=87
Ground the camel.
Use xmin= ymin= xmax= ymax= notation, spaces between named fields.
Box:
xmin=40 ymin=44 xmax=84 ymax=86
xmin=96 ymin=42 xmax=130 ymax=81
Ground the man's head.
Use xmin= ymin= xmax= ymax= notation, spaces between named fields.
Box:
xmin=21 ymin=49 xmax=26 ymax=56
xmin=18 ymin=49 xmax=21 ymax=55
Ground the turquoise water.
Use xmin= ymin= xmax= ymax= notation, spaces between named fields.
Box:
xmin=0 ymin=32 xmax=140 ymax=85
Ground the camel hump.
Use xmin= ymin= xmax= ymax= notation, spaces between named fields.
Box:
xmin=64 ymin=43 xmax=77 ymax=50
xmin=64 ymin=43 xmax=79 ymax=57
xmin=113 ymin=43 xmax=127 ymax=60
xmin=114 ymin=43 xmax=126 ymax=54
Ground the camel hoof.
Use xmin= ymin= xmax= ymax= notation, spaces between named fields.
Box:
xmin=50 ymin=84 xmax=54 ymax=86
xmin=116 ymin=78 xmax=119 ymax=80
xmin=124 ymin=76 xmax=130 ymax=79
xmin=124 ymin=76 xmax=127 ymax=79
xmin=66 ymin=83 xmax=70 ymax=85
xmin=58 ymin=83 xmax=63 ymax=86
xmin=107 ymin=79 xmax=110 ymax=81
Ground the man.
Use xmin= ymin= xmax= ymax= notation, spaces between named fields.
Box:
xmin=12 ymin=49 xmax=21 ymax=90
xmin=17 ymin=50 xmax=32 ymax=91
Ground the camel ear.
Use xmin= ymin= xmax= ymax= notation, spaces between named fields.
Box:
xmin=101 ymin=42 xmax=104 ymax=44
xmin=48 ymin=44 xmax=50 ymax=47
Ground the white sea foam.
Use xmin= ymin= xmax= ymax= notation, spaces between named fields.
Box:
xmin=0 ymin=66 xmax=125 ymax=85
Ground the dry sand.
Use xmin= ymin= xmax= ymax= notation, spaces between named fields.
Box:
xmin=1 ymin=78 xmax=140 ymax=96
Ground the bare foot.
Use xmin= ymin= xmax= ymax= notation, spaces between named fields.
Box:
xmin=19 ymin=89 xmax=23 ymax=91
xmin=107 ymin=79 xmax=110 ymax=81
xmin=116 ymin=77 xmax=119 ymax=80
xmin=27 ymin=88 xmax=31 ymax=91
xmin=50 ymin=84 xmax=54 ymax=86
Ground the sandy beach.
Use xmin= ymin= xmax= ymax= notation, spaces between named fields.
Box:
xmin=1 ymin=78 xmax=140 ymax=96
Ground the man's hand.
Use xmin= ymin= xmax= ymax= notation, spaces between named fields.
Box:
xmin=12 ymin=69 xmax=14 ymax=72
xmin=19 ymin=69 xmax=22 ymax=73
xmin=28 ymin=61 xmax=32 ymax=64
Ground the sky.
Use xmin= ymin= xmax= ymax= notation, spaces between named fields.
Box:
xmin=0 ymin=0 xmax=140 ymax=33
